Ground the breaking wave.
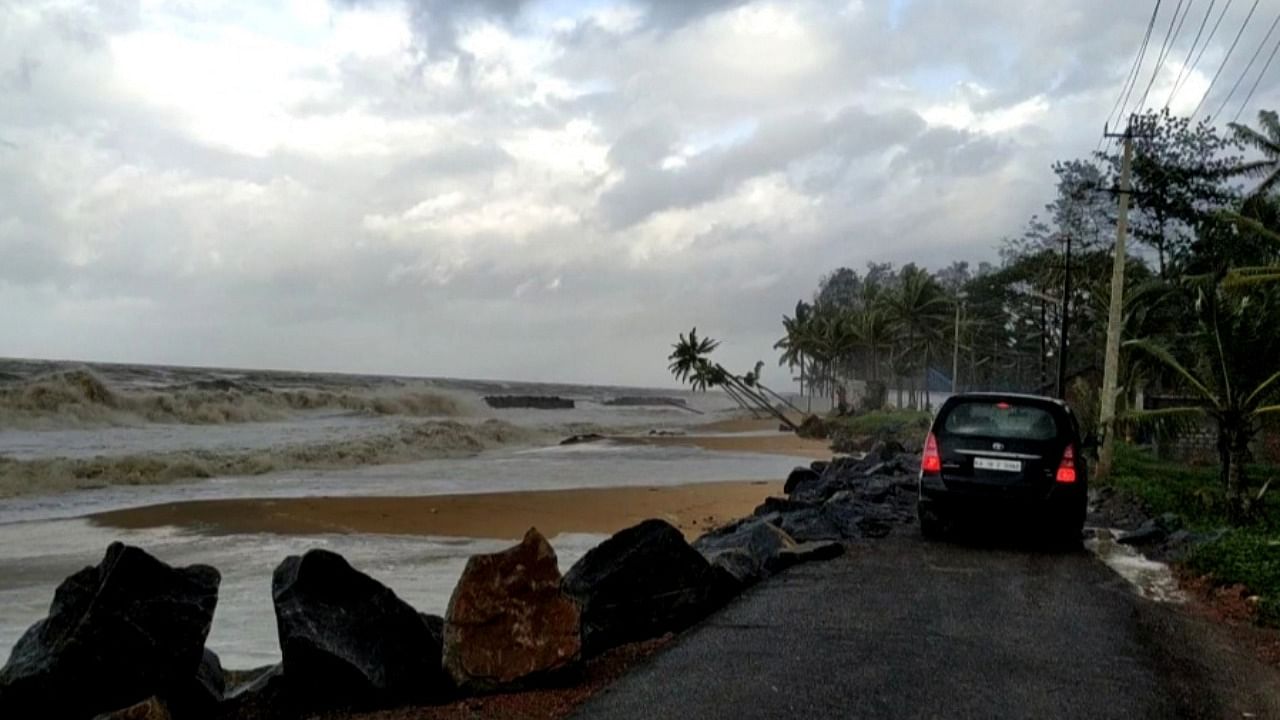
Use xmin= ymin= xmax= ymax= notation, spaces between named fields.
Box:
xmin=0 ymin=419 xmax=535 ymax=498
xmin=0 ymin=369 xmax=465 ymax=429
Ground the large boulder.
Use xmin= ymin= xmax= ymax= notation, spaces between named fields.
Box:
xmin=272 ymin=548 xmax=449 ymax=710
xmin=783 ymin=467 xmax=820 ymax=495
xmin=92 ymin=696 xmax=172 ymax=720
xmin=0 ymin=542 xmax=220 ymax=720
xmin=776 ymin=507 xmax=843 ymax=542
xmin=693 ymin=518 xmax=797 ymax=588
xmin=217 ymin=664 xmax=289 ymax=720
xmin=165 ymin=648 xmax=225 ymax=719
xmin=444 ymin=528 xmax=581 ymax=691
xmin=562 ymin=519 xmax=722 ymax=657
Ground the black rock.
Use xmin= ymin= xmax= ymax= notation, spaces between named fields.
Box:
xmin=751 ymin=496 xmax=815 ymax=518
xmin=0 ymin=542 xmax=220 ymax=720
xmin=776 ymin=508 xmax=843 ymax=542
xmin=165 ymin=648 xmax=225 ymax=719
xmin=778 ymin=541 xmax=845 ymax=564
xmin=692 ymin=518 xmax=797 ymax=588
xmin=271 ymin=549 xmax=450 ymax=711
xmin=810 ymin=460 xmax=830 ymax=474
xmin=483 ymin=395 xmax=574 ymax=410
xmin=783 ymin=467 xmax=820 ymax=495
xmin=560 ymin=433 xmax=605 ymax=445
xmin=219 ymin=663 xmax=290 ymax=720
xmin=1117 ymin=519 xmax=1166 ymax=546
xmin=562 ymin=519 xmax=722 ymax=657
xmin=867 ymin=439 xmax=907 ymax=461
xmin=1155 ymin=512 xmax=1184 ymax=533
xmin=820 ymin=491 xmax=866 ymax=539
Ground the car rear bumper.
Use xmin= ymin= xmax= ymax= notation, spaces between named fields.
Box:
xmin=918 ymin=472 xmax=1086 ymax=517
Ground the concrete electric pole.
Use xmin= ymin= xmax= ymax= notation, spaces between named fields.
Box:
xmin=1096 ymin=123 xmax=1135 ymax=481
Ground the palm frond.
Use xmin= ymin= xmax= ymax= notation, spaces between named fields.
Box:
xmin=1124 ymin=338 xmax=1218 ymax=406
xmin=1121 ymin=406 xmax=1207 ymax=442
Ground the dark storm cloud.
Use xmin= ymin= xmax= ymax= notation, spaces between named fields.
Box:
xmin=600 ymin=107 xmax=927 ymax=227
xmin=0 ymin=0 xmax=1258 ymax=385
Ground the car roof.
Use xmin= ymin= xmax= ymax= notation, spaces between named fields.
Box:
xmin=941 ymin=392 xmax=1072 ymax=412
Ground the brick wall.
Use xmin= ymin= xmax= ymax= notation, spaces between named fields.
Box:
xmin=1154 ymin=419 xmax=1280 ymax=466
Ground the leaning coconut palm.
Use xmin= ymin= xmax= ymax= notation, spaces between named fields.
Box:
xmin=1124 ymin=274 xmax=1280 ymax=521
xmin=669 ymin=327 xmax=800 ymax=431
xmin=1229 ymin=109 xmax=1280 ymax=199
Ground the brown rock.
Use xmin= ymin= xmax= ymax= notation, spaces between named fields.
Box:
xmin=92 ymin=696 xmax=172 ymax=720
xmin=444 ymin=528 xmax=581 ymax=691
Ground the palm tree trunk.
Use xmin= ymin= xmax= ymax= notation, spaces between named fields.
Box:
xmin=921 ymin=343 xmax=931 ymax=412
xmin=1226 ymin=426 xmax=1252 ymax=522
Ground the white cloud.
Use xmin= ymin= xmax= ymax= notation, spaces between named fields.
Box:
xmin=1 ymin=0 xmax=1264 ymax=385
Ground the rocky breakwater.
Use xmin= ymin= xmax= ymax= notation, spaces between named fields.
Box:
xmin=0 ymin=449 xmax=925 ymax=719
xmin=758 ymin=441 xmax=922 ymax=543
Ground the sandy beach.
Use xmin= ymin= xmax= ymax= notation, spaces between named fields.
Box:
xmin=88 ymin=419 xmax=824 ymax=541
xmin=91 ymin=479 xmax=785 ymax=540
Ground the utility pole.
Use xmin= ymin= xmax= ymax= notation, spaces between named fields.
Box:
xmin=951 ymin=293 xmax=965 ymax=394
xmin=1097 ymin=122 xmax=1136 ymax=481
xmin=1056 ymin=232 xmax=1072 ymax=400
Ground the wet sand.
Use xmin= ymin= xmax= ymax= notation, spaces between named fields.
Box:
xmin=626 ymin=416 xmax=831 ymax=460
xmin=90 ymin=421 xmax=826 ymax=540
xmin=91 ymin=480 xmax=785 ymax=540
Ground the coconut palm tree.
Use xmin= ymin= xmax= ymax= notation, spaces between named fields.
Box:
xmin=1229 ymin=109 xmax=1280 ymax=199
xmin=1125 ymin=275 xmax=1280 ymax=521
xmin=668 ymin=327 xmax=720 ymax=392
xmin=670 ymin=327 xmax=800 ymax=430
xmin=884 ymin=266 xmax=950 ymax=409
xmin=774 ymin=301 xmax=813 ymax=396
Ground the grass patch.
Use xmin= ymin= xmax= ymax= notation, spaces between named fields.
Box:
xmin=826 ymin=409 xmax=932 ymax=438
xmin=1102 ymin=443 xmax=1280 ymax=625
xmin=1184 ymin=529 xmax=1280 ymax=625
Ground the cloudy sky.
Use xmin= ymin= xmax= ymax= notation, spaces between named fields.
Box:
xmin=1 ymin=0 xmax=1275 ymax=387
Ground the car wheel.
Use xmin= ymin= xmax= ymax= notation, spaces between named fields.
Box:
xmin=918 ymin=503 xmax=946 ymax=540
xmin=1046 ymin=512 xmax=1084 ymax=548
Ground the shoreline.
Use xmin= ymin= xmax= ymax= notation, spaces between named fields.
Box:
xmin=89 ymin=480 xmax=787 ymax=540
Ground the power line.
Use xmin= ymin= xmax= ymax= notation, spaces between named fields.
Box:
xmin=1191 ymin=0 xmax=1262 ymax=119
xmin=1134 ymin=0 xmax=1189 ymax=113
xmin=1231 ymin=33 xmax=1280 ymax=122
xmin=1171 ymin=0 xmax=1235 ymax=104
xmin=1211 ymin=9 xmax=1280 ymax=120
xmin=1100 ymin=0 xmax=1164 ymax=152
xmin=1166 ymin=0 xmax=1217 ymax=107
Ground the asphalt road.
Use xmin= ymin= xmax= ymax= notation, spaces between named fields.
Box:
xmin=575 ymin=533 xmax=1280 ymax=720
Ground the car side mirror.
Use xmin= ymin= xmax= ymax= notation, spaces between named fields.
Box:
xmin=1081 ymin=433 xmax=1100 ymax=450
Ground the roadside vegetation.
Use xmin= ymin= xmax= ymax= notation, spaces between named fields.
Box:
xmin=1106 ymin=444 xmax=1280 ymax=626
xmin=673 ymin=108 xmax=1280 ymax=626
xmin=769 ymin=108 xmax=1280 ymax=513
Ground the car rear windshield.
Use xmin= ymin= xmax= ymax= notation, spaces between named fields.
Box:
xmin=942 ymin=401 xmax=1060 ymax=440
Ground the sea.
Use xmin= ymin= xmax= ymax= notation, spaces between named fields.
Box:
xmin=0 ymin=358 xmax=807 ymax=668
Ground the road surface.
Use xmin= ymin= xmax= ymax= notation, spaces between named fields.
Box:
xmin=575 ymin=533 xmax=1279 ymax=719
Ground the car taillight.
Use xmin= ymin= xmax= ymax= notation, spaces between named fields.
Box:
xmin=922 ymin=432 xmax=941 ymax=475
xmin=1055 ymin=444 xmax=1077 ymax=483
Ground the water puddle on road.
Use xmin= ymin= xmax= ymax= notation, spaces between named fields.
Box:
xmin=1085 ymin=529 xmax=1188 ymax=604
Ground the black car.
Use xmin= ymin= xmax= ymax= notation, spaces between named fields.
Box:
xmin=917 ymin=392 xmax=1087 ymax=540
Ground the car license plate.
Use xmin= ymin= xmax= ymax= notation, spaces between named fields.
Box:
xmin=974 ymin=457 xmax=1022 ymax=472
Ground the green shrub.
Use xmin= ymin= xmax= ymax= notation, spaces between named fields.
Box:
xmin=1186 ymin=529 xmax=1280 ymax=626
xmin=828 ymin=409 xmax=932 ymax=438
xmin=1102 ymin=444 xmax=1280 ymax=626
